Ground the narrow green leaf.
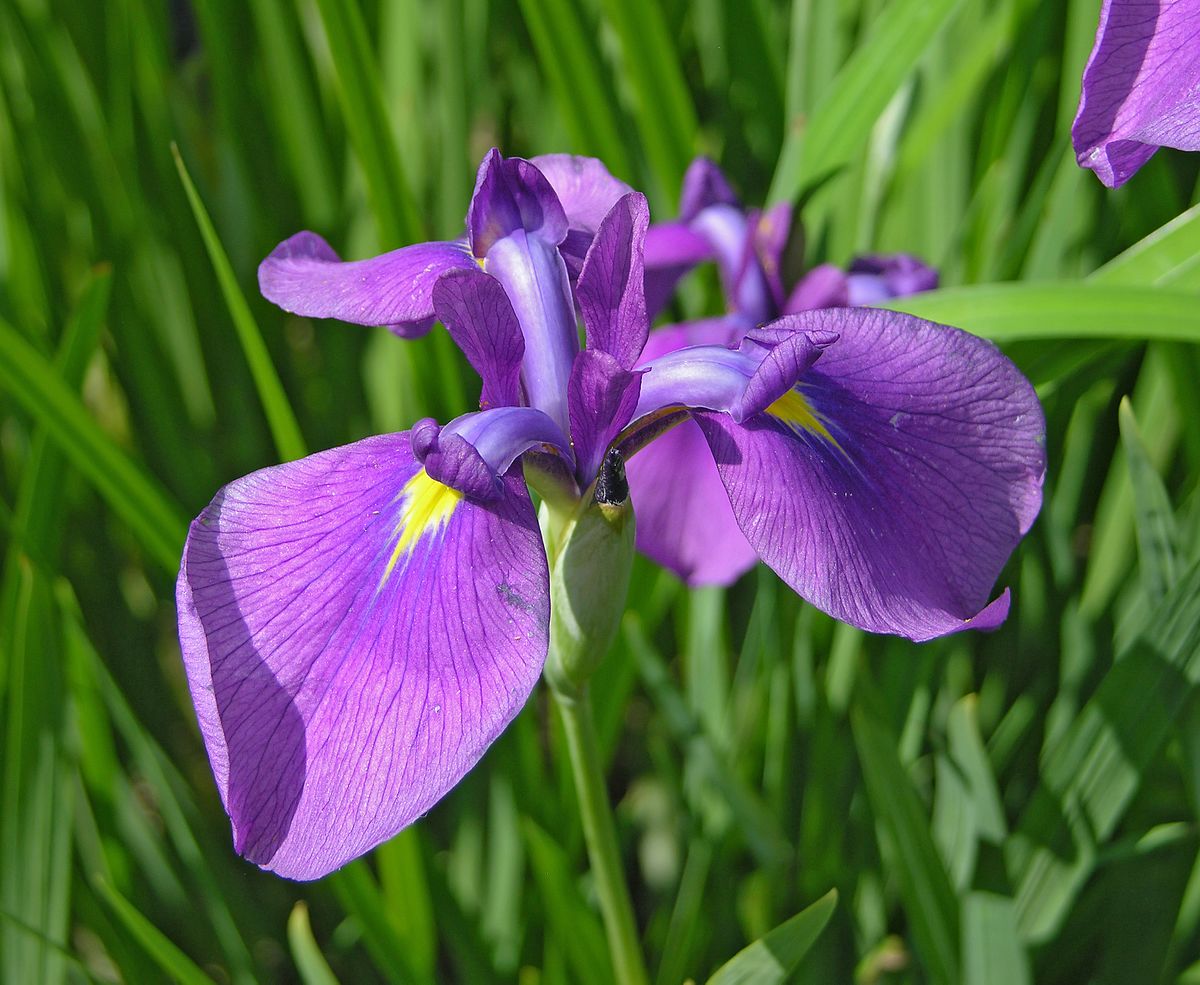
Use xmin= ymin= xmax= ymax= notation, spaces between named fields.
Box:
xmin=852 ymin=680 xmax=960 ymax=985
xmin=1118 ymin=396 xmax=1180 ymax=605
xmin=91 ymin=878 xmax=215 ymax=985
xmin=1080 ymin=348 xmax=1178 ymax=619
xmin=481 ymin=774 xmax=524 ymax=973
xmin=57 ymin=583 xmax=258 ymax=982
xmin=0 ymin=317 xmax=186 ymax=572
xmin=891 ymin=0 xmax=1013 ymax=185
xmin=932 ymin=695 xmax=1007 ymax=891
xmin=247 ymin=0 xmax=338 ymax=227
xmin=2 ymin=267 xmax=111 ymax=570
xmin=706 ymin=888 xmax=837 ymax=985
xmin=516 ymin=0 xmax=634 ymax=180
xmin=523 ymin=818 xmax=615 ymax=985
xmin=327 ymin=861 xmax=417 ymax=985
xmin=1008 ymin=558 xmax=1200 ymax=943
xmin=655 ymin=839 xmax=712 ymax=985
xmin=2 ymin=565 xmax=72 ymax=985
xmin=886 ymin=283 xmax=1200 ymax=343
xmin=172 ymin=144 xmax=307 ymax=463
xmin=1093 ymin=202 xmax=1200 ymax=287
xmin=627 ymin=617 xmax=791 ymax=867
xmin=310 ymin=0 xmax=423 ymax=245
xmin=375 ymin=829 xmax=436 ymax=982
xmin=769 ymin=0 xmax=966 ymax=204
xmin=962 ymin=892 xmax=1031 ymax=985
xmin=596 ymin=0 xmax=697 ymax=203
xmin=288 ymin=902 xmax=342 ymax=985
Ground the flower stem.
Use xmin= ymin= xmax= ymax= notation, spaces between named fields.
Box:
xmin=552 ymin=684 xmax=649 ymax=985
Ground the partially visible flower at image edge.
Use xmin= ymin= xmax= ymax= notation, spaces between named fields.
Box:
xmin=176 ymin=149 xmax=1046 ymax=880
xmin=1073 ymin=0 xmax=1200 ymax=187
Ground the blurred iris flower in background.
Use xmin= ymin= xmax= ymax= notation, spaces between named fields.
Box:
xmin=176 ymin=149 xmax=1045 ymax=880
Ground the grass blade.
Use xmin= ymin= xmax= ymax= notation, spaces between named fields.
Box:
xmin=887 ymin=283 xmax=1200 ymax=342
xmin=596 ymin=0 xmax=696 ymax=204
xmin=516 ymin=0 xmax=634 ymax=180
xmin=0 ymin=316 xmax=187 ymax=572
xmin=1118 ymin=396 xmax=1180 ymax=605
xmin=172 ymin=144 xmax=307 ymax=463
xmin=852 ymin=678 xmax=960 ymax=985
xmin=705 ymin=888 xmax=837 ymax=985
xmin=769 ymin=0 xmax=966 ymax=204
xmin=310 ymin=0 xmax=423 ymax=246
xmin=1093 ymin=202 xmax=1200 ymax=287
xmin=1008 ymin=558 xmax=1200 ymax=943
xmin=288 ymin=902 xmax=342 ymax=985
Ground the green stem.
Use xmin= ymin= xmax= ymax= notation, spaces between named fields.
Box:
xmin=552 ymin=684 xmax=649 ymax=985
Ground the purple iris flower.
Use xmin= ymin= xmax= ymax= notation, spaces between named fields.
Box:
xmin=1073 ymin=0 xmax=1200 ymax=187
xmin=630 ymin=158 xmax=940 ymax=585
xmin=177 ymin=150 xmax=1044 ymax=880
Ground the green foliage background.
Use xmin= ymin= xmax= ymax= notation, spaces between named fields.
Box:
xmin=3 ymin=0 xmax=1200 ymax=981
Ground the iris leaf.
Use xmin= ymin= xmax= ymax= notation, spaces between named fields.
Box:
xmin=309 ymin=0 xmax=423 ymax=246
xmin=91 ymin=878 xmax=214 ymax=985
xmin=517 ymin=0 xmax=635 ymax=181
xmin=1092 ymin=202 xmax=1200 ymax=288
xmin=852 ymin=677 xmax=960 ymax=985
xmin=1 ymin=565 xmax=71 ymax=985
xmin=0 ymin=316 xmax=186 ymax=573
xmin=886 ymin=283 xmax=1200 ymax=343
xmin=524 ymin=818 xmax=615 ymax=985
xmin=1007 ymin=558 xmax=1200 ymax=943
xmin=769 ymin=0 xmax=966 ymax=205
xmin=704 ymin=888 xmax=837 ymax=985
xmin=962 ymin=892 xmax=1032 ymax=985
xmin=172 ymin=145 xmax=307 ymax=464
xmin=288 ymin=903 xmax=342 ymax=985
xmin=1118 ymin=397 xmax=1180 ymax=606
xmin=596 ymin=0 xmax=696 ymax=205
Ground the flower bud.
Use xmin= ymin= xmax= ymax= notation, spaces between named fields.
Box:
xmin=544 ymin=450 xmax=636 ymax=699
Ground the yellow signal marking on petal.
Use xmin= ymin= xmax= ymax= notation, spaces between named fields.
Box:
xmin=766 ymin=387 xmax=845 ymax=455
xmin=380 ymin=469 xmax=463 ymax=586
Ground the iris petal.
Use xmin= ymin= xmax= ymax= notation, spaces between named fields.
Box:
xmin=177 ymin=433 xmax=549 ymax=880
xmin=694 ymin=308 xmax=1045 ymax=641
xmin=433 ymin=268 xmax=525 ymax=409
xmin=577 ymin=192 xmax=651 ymax=370
xmin=258 ymin=232 xmax=475 ymax=337
xmin=624 ymin=319 xmax=757 ymax=585
xmin=1073 ymin=0 xmax=1200 ymax=187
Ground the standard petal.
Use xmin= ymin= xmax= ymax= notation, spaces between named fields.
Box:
xmin=1072 ymin=0 xmax=1200 ymax=187
xmin=177 ymin=433 xmax=549 ymax=880
xmin=531 ymin=154 xmax=632 ymax=228
xmin=642 ymin=222 xmax=715 ymax=318
xmin=531 ymin=155 xmax=632 ymax=278
xmin=485 ymin=231 xmax=579 ymax=435
xmin=567 ymin=350 xmax=644 ymax=484
xmin=678 ymin=156 xmax=740 ymax=221
xmin=432 ymin=268 xmax=525 ymax=409
xmin=577 ymin=193 xmax=650 ymax=369
xmin=693 ymin=308 xmax=1045 ymax=642
xmin=468 ymin=150 xmax=569 ymax=255
xmin=258 ymin=232 xmax=476 ymax=337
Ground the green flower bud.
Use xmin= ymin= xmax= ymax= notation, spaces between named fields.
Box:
xmin=543 ymin=450 xmax=636 ymax=700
